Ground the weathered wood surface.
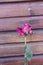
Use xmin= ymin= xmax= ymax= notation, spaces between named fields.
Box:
xmin=0 ymin=30 xmax=43 ymax=43
xmin=0 ymin=55 xmax=43 ymax=65
xmin=0 ymin=0 xmax=34 ymax=2
xmin=0 ymin=0 xmax=42 ymax=2
xmin=0 ymin=0 xmax=43 ymax=65
xmin=0 ymin=42 xmax=43 ymax=57
xmin=0 ymin=16 xmax=43 ymax=31
xmin=0 ymin=2 xmax=43 ymax=18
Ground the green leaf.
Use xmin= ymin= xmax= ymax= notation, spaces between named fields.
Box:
xmin=25 ymin=45 xmax=32 ymax=61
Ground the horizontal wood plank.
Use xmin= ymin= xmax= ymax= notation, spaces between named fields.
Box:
xmin=0 ymin=0 xmax=34 ymax=2
xmin=0 ymin=16 xmax=43 ymax=31
xmin=0 ymin=56 xmax=43 ymax=65
xmin=0 ymin=42 xmax=43 ymax=57
xmin=0 ymin=0 xmax=42 ymax=2
xmin=0 ymin=0 xmax=25 ymax=2
xmin=0 ymin=2 xmax=43 ymax=18
xmin=0 ymin=30 xmax=43 ymax=43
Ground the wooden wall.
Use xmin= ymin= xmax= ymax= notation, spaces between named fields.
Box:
xmin=0 ymin=0 xmax=43 ymax=65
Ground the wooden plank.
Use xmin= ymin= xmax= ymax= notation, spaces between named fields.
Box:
xmin=0 ymin=0 xmax=41 ymax=2
xmin=0 ymin=2 xmax=43 ymax=18
xmin=0 ymin=56 xmax=43 ymax=65
xmin=0 ymin=42 xmax=43 ymax=57
xmin=0 ymin=0 xmax=35 ymax=2
xmin=0 ymin=16 xmax=43 ymax=31
xmin=0 ymin=0 xmax=24 ymax=2
xmin=0 ymin=30 xmax=43 ymax=43
xmin=29 ymin=2 xmax=43 ymax=15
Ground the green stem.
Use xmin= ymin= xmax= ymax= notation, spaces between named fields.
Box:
xmin=24 ymin=35 xmax=28 ymax=65
xmin=24 ymin=36 xmax=26 ymax=48
xmin=24 ymin=56 xmax=28 ymax=65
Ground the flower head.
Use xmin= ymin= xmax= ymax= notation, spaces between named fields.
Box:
xmin=16 ymin=23 xmax=32 ymax=36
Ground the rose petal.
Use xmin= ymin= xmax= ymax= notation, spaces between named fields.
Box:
xmin=16 ymin=27 xmax=24 ymax=36
xmin=22 ymin=23 xmax=32 ymax=34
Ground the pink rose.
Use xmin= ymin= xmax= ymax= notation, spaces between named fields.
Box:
xmin=16 ymin=23 xmax=32 ymax=36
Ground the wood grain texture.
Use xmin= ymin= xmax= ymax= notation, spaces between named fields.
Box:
xmin=0 ymin=1 xmax=43 ymax=65
xmin=0 ymin=42 xmax=43 ymax=57
xmin=0 ymin=30 xmax=43 ymax=43
xmin=0 ymin=56 xmax=43 ymax=65
xmin=0 ymin=0 xmax=25 ymax=2
xmin=0 ymin=2 xmax=43 ymax=18
xmin=0 ymin=0 xmax=34 ymax=2
xmin=0 ymin=0 xmax=42 ymax=2
xmin=0 ymin=16 xmax=43 ymax=31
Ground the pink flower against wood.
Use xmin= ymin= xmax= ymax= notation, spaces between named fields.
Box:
xmin=16 ymin=23 xmax=32 ymax=36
